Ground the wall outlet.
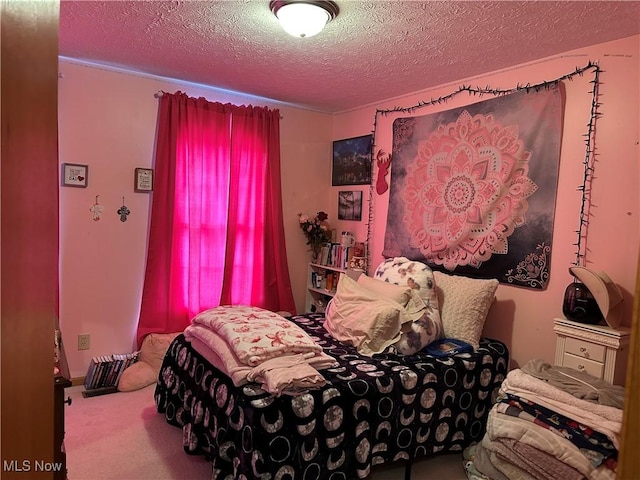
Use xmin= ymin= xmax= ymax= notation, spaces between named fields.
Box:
xmin=77 ymin=334 xmax=90 ymax=350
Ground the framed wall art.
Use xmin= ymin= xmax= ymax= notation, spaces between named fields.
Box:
xmin=338 ymin=190 xmax=363 ymax=221
xmin=332 ymin=134 xmax=373 ymax=186
xmin=134 ymin=168 xmax=154 ymax=192
xmin=61 ymin=163 xmax=88 ymax=188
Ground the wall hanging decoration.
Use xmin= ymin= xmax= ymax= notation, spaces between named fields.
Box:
xmin=338 ymin=191 xmax=363 ymax=221
xmin=117 ymin=197 xmax=130 ymax=222
xmin=331 ymin=134 xmax=373 ymax=186
xmin=134 ymin=167 xmax=154 ymax=192
xmin=90 ymin=195 xmax=103 ymax=221
xmin=375 ymin=149 xmax=392 ymax=195
xmin=370 ymin=62 xmax=601 ymax=290
xmin=61 ymin=163 xmax=88 ymax=188
xmin=382 ymin=86 xmax=563 ymax=289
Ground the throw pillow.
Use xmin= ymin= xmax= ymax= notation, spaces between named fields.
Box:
xmin=374 ymin=257 xmax=439 ymax=308
xmin=373 ymin=257 xmax=443 ymax=354
xmin=433 ymin=271 xmax=498 ymax=349
xmin=324 ymin=274 xmax=409 ymax=356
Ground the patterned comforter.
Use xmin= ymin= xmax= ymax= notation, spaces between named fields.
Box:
xmin=155 ymin=313 xmax=509 ymax=480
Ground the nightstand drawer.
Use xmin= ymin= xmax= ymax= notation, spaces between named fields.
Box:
xmin=564 ymin=337 xmax=605 ymax=362
xmin=562 ymin=352 xmax=604 ymax=379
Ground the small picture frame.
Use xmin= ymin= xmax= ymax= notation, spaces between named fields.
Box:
xmin=61 ymin=163 xmax=88 ymax=188
xmin=338 ymin=190 xmax=363 ymax=221
xmin=332 ymin=134 xmax=373 ymax=186
xmin=134 ymin=168 xmax=154 ymax=192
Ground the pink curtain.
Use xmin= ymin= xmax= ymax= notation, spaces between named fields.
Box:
xmin=136 ymin=92 xmax=295 ymax=347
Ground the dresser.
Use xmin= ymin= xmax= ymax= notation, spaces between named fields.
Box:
xmin=553 ymin=318 xmax=630 ymax=385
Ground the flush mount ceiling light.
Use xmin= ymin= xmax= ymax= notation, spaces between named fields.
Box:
xmin=270 ymin=1 xmax=339 ymax=38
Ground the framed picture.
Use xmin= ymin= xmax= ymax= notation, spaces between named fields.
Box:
xmin=134 ymin=168 xmax=154 ymax=192
xmin=332 ymin=134 xmax=373 ymax=186
xmin=338 ymin=190 xmax=363 ymax=221
xmin=61 ymin=163 xmax=88 ymax=188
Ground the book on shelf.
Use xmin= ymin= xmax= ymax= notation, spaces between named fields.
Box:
xmin=315 ymin=242 xmax=360 ymax=270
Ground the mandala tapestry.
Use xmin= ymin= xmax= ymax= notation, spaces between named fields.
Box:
xmin=383 ymin=85 xmax=564 ymax=289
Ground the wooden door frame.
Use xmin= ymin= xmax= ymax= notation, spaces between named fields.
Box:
xmin=617 ymin=248 xmax=640 ymax=478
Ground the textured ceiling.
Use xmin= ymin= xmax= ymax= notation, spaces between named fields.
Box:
xmin=59 ymin=1 xmax=640 ymax=113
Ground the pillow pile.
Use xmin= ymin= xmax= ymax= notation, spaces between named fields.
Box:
xmin=324 ymin=256 xmax=499 ymax=354
xmin=433 ymin=271 xmax=499 ymax=349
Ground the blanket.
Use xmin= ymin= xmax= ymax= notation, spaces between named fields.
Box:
xmin=502 ymin=369 xmax=623 ymax=424
xmin=521 ymin=359 xmax=624 ymax=408
xmin=486 ymin=409 xmax=615 ymax=480
xmin=185 ymin=306 xmax=337 ymax=395
xmin=495 ymin=394 xmax=617 ymax=467
xmin=191 ymin=305 xmax=323 ymax=365
xmin=501 ymin=369 xmax=622 ymax=448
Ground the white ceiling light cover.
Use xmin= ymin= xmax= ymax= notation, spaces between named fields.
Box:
xmin=274 ymin=2 xmax=333 ymax=38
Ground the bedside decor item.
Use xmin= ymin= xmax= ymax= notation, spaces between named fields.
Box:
xmin=61 ymin=162 xmax=88 ymax=188
xmin=298 ymin=211 xmax=331 ymax=260
xmin=566 ymin=266 xmax=623 ymax=328
xmin=134 ymin=167 xmax=154 ymax=192
xmin=332 ymin=134 xmax=373 ymax=186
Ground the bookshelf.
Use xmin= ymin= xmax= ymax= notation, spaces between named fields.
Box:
xmin=304 ymin=241 xmax=367 ymax=313
xmin=305 ymin=262 xmax=346 ymax=313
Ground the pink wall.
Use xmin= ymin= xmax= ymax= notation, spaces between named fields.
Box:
xmin=330 ymin=35 xmax=639 ymax=369
xmin=59 ymin=34 xmax=638 ymax=379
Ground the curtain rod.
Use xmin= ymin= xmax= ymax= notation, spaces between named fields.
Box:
xmin=154 ymin=91 xmax=284 ymax=118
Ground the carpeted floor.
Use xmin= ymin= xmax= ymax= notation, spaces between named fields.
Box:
xmin=64 ymin=384 xmax=469 ymax=480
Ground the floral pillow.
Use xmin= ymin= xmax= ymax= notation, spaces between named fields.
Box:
xmin=373 ymin=257 xmax=443 ymax=354
xmin=374 ymin=257 xmax=439 ymax=309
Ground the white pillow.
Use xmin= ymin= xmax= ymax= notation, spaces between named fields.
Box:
xmin=433 ymin=271 xmax=498 ymax=349
xmin=324 ymin=275 xmax=408 ymax=356
xmin=357 ymin=274 xmax=412 ymax=306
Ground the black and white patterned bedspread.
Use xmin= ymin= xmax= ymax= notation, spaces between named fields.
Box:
xmin=155 ymin=313 xmax=509 ymax=480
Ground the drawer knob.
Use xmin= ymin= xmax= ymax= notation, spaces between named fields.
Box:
xmin=577 ymin=364 xmax=585 ymax=371
xmin=579 ymin=347 xmax=587 ymax=352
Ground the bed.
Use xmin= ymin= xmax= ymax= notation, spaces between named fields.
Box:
xmin=154 ymin=309 xmax=509 ymax=479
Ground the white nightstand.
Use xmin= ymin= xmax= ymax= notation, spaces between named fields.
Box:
xmin=553 ymin=318 xmax=631 ymax=386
